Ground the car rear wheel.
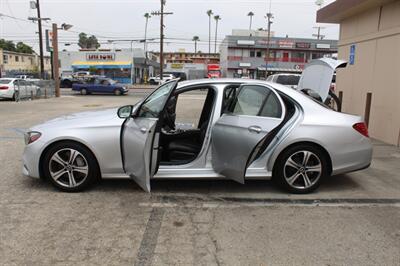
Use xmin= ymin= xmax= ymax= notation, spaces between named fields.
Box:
xmin=80 ymin=88 xmax=88 ymax=95
xmin=42 ymin=141 xmax=99 ymax=192
xmin=273 ymin=144 xmax=328 ymax=194
xmin=114 ymin=89 xmax=122 ymax=96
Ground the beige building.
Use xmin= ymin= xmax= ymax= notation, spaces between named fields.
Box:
xmin=0 ymin=49 xmax=51 ymax=77
xmin=318 ymin=0 xmax=400 ymax=146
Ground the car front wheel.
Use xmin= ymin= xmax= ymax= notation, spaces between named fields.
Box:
xmin=114 ymin=89 xmax=122 ymax=96
xmin=273 ymin=144 xmax=328 ymax=194
xmin=80 ymin=88 xmax=88 ymax=95
xmin=42 ymin=141 xmax=99 ymax=192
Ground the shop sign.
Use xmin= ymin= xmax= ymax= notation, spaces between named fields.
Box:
xmin=171 ymin=63 xmax=184 ymax=69
xmin=86 ymin=53 xmax=115 ymax=61
xmin=316 ymin=43 xmax=331 ymax=49
xmin=295 ymin=42 xmax=311 ymax=49
xmin=237 ymin=40 xmax=255 ymax=46
xmin=239 ymin=62 xmax=251 ymax=67
xmin=257 ymin=39 xmax=276 ymax=46
xmin=278 ymin=40 xmax=294 ymax=48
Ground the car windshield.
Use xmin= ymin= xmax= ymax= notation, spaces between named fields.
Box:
xmin=276 ymin=75 xmax=300 ymax=86
xmin=0 ymin=79 xmax=12 ymax=84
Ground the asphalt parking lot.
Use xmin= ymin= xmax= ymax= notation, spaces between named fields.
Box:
xmin=0 ymin=91 xmax=399 ymax=265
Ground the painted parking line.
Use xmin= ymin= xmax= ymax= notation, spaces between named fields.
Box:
xmin=138 ymin=195 xmax=400 ymax=208
xmin=135 ymin=208 xmax=165 ymax=266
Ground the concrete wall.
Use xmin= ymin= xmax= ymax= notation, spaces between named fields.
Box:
xmin=336 ymin=0 xmax=400 ymax=146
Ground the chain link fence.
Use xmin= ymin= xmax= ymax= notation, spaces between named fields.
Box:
xmin=14 ymin=80 xmax=56 ymax=102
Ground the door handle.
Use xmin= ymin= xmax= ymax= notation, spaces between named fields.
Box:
xmin=248 ymin=125 xmax=262 ymax=134
xmin=140 ymin=127 xmax=148 ymax=133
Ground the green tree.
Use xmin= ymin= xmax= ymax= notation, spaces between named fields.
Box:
xmin=0 ymin=39 xmax=16 ymax=52
xmin=16 ymin=42 xmax=34 ymax=54
xmin=78 ymin=33 xmax=100 ymax=49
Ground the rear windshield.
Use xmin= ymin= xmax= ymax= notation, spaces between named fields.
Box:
xmin=0 ymin=79 xmax=12 ymax=84
xmin=276 ymin=75 xmax=300 ymax=86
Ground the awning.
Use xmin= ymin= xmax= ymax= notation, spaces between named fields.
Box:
xmin=71 ymin=61 xmax=132 ymax=69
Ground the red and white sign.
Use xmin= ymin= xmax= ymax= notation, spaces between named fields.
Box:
xmin=278 ymin=40 xmax=294 ymax=48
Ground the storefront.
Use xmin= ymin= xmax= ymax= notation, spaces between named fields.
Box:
xmin=59 ymin=49 xmax=159 ymax=84
xmin=71 ymin=61 xmax=132 ymax=84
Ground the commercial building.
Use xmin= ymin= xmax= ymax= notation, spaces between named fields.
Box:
xmin=153 ymin=49 xmax=219 ymax=79
xmin=0 ymin=49 xmax=51 ymax=78
xmin=318 ymin=0 xmax=400 ymax=146
xmin=219 ymin=30 xmax=338 ymax=79
xmin=59 ymin=48 xmax=159 ymax=84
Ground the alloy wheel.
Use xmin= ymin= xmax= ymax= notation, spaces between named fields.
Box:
xmin=283 ymin=150 xmax=322 ymax=190
xmin=49 ymin=148 xmax=89 ymax=188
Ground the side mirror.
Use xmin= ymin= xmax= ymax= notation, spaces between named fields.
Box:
xmin=117 ymin=105 xmax=133 ymax=119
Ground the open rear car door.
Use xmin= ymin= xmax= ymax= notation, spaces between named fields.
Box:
xmin=121 ymin=80 xmax=179 ymax=192
xmin=211 ymin=84 xmax=287 ymax=184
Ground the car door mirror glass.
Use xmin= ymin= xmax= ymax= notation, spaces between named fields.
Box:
xmin=118 ymin=105 xmax=133 ymax=119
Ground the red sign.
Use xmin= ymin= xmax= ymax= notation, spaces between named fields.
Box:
xmin=278 ymin=40 xmax=294 ymax=48
xmin=295 ymin=42 xmax=311 ymax=49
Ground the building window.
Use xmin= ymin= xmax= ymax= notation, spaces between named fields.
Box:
xmin=3 ymin=55 xmax=8 ymax=64
xmin=250 ymin=50 xmax=255 ymax=57
xmin=21 ymin=56 xmax=25 ymax=62
xmin=256 ymin=51 xmax=262 ymax=57
xmin=15 ymin=56 xmax=19 ymax=62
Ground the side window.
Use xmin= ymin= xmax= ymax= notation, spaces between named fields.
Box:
xmin=259 ymin=92 xmax=282 ymax=118
xmin=231 ymin=85 xmax=282 ymax=118
xmin=138 ymin=81 xmax=177 ymax=118
xmin=232 ymin=86 xmax=267 ymax=116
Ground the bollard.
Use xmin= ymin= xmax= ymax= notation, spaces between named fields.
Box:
xmin=364 ymin=92 xmax=372 ymax=127
xmin=31 ymin=91 xmax=34 ymax=100
xmin=338 ymin=91 xmax=343 ymax=112
xmin=44 ymin=88 xmax=47 ymax=99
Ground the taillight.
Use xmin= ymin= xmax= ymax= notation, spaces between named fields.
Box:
xmin=0 ymin=86 xmax=9 ymax=90
xmin=353 ymin=122 xmax=369 ymax=138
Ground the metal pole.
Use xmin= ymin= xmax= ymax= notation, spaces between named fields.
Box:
xmin=52 ymin=23 xmax=60 ymax=97
xmin=36 ymin=0 xmax=45 ymax=79
xmin=160 ymin=0 xmax=164 ymax=77
xmin=208 ymin=15 xmax=211 ymax=56
xmin=364 ymin=92 xmax=372 ymax=127
xmin=130 ymin=41 xmax=134 ymax=84
xmin=265 ymin=13 xmax=273 ymax=78
xmin=144 ymin=15 xmax=149 ymax=84
xmin=214 ymin=19 xmax=218 ymax=54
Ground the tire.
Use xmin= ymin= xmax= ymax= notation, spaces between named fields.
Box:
xmin=324 ymin=90 xmax=342 ymax=112
xmin=80 ymin=88 xmax=88 ymax=95
xmin=13 ymin=91 xmax=19 ymax=102
xmin=114 ymin=89 xmax=122 ymax=96
xmin=42 ymin=141 xmax=100 ymax=192
xmin=273 ymin=144 xmax=329 ymax=194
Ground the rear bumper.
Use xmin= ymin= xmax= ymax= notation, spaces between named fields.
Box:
xmin=331 ymin=138 xmax=373 ymax=176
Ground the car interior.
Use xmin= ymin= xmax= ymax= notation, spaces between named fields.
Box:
xmin=159 ymin=86 xmax=216 ymax=165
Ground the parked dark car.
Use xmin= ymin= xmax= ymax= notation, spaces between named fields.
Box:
xmin=72 ymin=77 xmax=128 ymax=96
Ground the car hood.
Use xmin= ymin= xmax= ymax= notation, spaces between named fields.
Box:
xmin=31 ymin=108 xmax=123 ymax=131
xmin=297 ymin=58 xmax=347 ymax=101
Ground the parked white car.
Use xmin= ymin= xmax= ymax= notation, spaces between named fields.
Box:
xmin=148 ymin=74 xmax=175 ymax=85
xmin=0 ymin=78 xmax=40 ymax=100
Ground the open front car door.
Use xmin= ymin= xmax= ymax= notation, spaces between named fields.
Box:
xmin=211 ymin=84 xmax=286 ymax=184
xmin=121 ymin=80 xmax=179 ymax=192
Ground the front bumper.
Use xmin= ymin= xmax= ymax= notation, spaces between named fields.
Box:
xmin=22 ymin=140 xmax=44 ymax=179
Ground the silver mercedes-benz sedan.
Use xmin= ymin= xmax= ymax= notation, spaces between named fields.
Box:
xmin=22 ymin=60 xmax=372 ymax=194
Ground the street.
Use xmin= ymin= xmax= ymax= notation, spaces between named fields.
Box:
xmin=0 ymin=93 xmax=399 ymax=265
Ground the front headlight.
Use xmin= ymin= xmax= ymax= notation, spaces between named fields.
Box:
xmin=24 ymin=131 xmax=41 ymax=145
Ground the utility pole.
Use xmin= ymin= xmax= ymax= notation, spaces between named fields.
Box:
xmin=265 ymin=12 xmax=273 ymax=77
xmin=312 ymin=26 xmax=325 ymax=40
xmin=52 ymin=23 xmax=60 ymax=97
xmin=36 ymin=0 xmax=45 ymax=79
xmin=152 ymin=1 xmax=173 ymax=77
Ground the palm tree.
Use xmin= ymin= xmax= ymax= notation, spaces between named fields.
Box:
xmin=192 ymin=36 xmax=200 ymax=54
xmin=206 ymin=9 xmax=213 ymax=56
xmin=247 ymin=12 xmax=254 ymax=30
xmin=214 ymin=15 xmax=221 ymax=53
xmin=143 ymin=13 xmax=151 ymax=53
